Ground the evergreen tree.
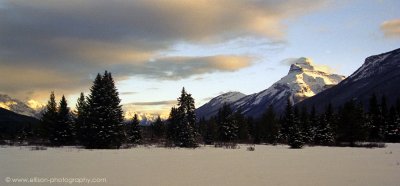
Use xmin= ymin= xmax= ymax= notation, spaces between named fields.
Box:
xmin=151 ymin=116 xmax=165 ymax=139
xmin=287 ymin=106 xmax=304 ymax=148
xmin=247 ymin=116 xmax=256 ymax=143
xmin=381 ymin=95 xmax=389 ymax=139
xmin=41 ymin=92 xmax=58 ymax=144
xmin=127 ymin=114 xmax=142 ymax=144
xmin=166 ymin=107 xmax=179 ymax=144
xmin=300 ymin=106 xmax=312 ymax=144
xmin=308 ymin=105 xmax=318 ymax=143
xmin=202 ymin=117 xmax=217 ymax=145
xmin=75 ymin=92 xmax=88 ymax=145
xmin=167 ymin=88 xmax=197 ymax=147
xmin=337 ymin=100 xmax=367 ymax=146
xmin=368 ymin=94 xmax=383 ymax=141
xmin=198 ymin=117 xmax=207 ymax=142
xmin=262 ymin=105 xmax=280 ymax=144
xmin=53 ymin=95 xmax=74 ymax=146
xmin=280 ymin=98 xmax=293 ymax=142
xmin=84 ymin=71 xmax=124 ymax=149
xmin=314 ymin=104 xmax=335 ymax=145
xmin=396 ymin=98 xmax=400 ymax=114
xmin=235 ymin=109 xmax=249 ymax=142
xmin=217 ymin=103 xmax=238 ymax=143
xmin=252 ymin=120 xmax=264 ymax=144
xmin=385 ymin=107 xmax=400 ymax=142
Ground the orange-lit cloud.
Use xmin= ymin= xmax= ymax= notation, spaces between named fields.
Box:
xmin=381 ymin=19 xmax=400 ymax=38
xmin=0 ymin=0 xmax=329 ymax=100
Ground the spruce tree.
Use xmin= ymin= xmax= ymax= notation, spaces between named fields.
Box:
xmin=252 ymin=120 xmax=264 ymax=144
xmin=41 ymin=92 xmax=58 ymax=144
xmin=168 ymin=88 xmax=197 ymax=147
xmin=127 ymin=114 xmax=142 ymax=144
xmin=203 ymin=117 xmax=217 ymax=145
xmin=85 ymin=71 xmax=124 ymax=149
xmin=235 ymin=109 xmax=249 ymax=142
xmin=381 ymin=95 xmax=389 ymax=140
xmin=262 ymin=105 xmax=280 ymax=144
xmin=396 ymin=98 xmax=400 ymax=114
xmin=166 ymin=107 xmax=179 ymax=144
xmin=287 ymin=106 xmax=304 ymax=148
xmin=314 ymin=104 xmax=335 ymax=146
xmin=217 ymin=103 xmax=238 ymax=143
xmin=151 ymin=116 xmax=165 ymax=139
xmin=337 ymin=100 xmax=367 ymax=146
xmin=54 ymin=95 xmax=74 ymax=146
xmin=368 ymin=94 xmax=382 ymax=141
xmin=281 ymin=98 xmax=293 ymax=142
xmin=386 ymin=107 xmax=400 ymax=142
xmin=300 ymin=106 xmax=312 ymax=144
xmin=308 ymin=105 xmax=318 ymax=143
xmin=75 ymin=92 xmax=88 ymax=145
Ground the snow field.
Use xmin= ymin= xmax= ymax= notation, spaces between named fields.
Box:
xmin=1 ymin=144 xmax=399 ymax=186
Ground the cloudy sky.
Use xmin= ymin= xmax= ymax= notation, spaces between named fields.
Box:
xmin=0 ymin=0 xmax=399 ymax=117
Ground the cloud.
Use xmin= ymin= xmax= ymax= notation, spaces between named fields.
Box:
xmin=120 ymin=92 xmax=138 ymax=95
xmin=381 ymin=19 xmax=400 ymax=38
xmin=280 ymin=57 xmax=335 ymax=73
xmin=138 ymin=55 xmax=252 ymax=79
xmin=126 ymin=100 xmax=178 ymax=106
xmin=0 ymin=0 xmax=329 ymax=99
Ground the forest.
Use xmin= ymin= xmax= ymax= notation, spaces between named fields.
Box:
xmin=1 ymin=71 xmax=399 ymax=149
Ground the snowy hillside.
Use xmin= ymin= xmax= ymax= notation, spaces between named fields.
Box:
xmin=0 ymin=94 xmax=44 ymax=118
xmin=196 ymin=58 xmax=345 ymax=119
xmin=195 ymin=92 xmax=246 ymax=120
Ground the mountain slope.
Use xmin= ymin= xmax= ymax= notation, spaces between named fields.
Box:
xmin=298 ymin=48 xmax=400 ymax=111
xmin=0 ymin=107 xmax=40 ymax=137
xmin=0 ymin=94 xmax=44 ymax=118
xmin=196 ymin=58 xmax=345 ymax=119
xmin=195 ymin=92 xmax=246 ymax=119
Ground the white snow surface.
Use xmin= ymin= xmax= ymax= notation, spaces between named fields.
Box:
xmin=1 ymin=144 xmax=400 ymax=186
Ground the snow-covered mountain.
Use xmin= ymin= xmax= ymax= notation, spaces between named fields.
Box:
xmin=122 ymin=103 xmax=169 ymax=125
xmin=195 ymin=92 xmax=246 ymax=119
xmin=298 ymin=48 xmax=400 ymax=111
xmin=196 ymin=58 xmax=345 ymax=119
xmin=0 ymin=94 xmax=44 ymax=118
xmin=123 ymin=109 xmax=164 ymax=125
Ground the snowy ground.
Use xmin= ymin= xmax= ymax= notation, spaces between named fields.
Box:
xmin=1 ymin=144 xmax=399 ymax=186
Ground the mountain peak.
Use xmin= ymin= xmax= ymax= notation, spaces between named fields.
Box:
xmin=196 ymin=58 xmax=344 ymax=119
xmin=288 ymin=57 xmax=315 ymax=73
xmin=298 ymin=48 xmax=400 ymax=113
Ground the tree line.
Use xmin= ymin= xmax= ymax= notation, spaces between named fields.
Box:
xmin=1 ymin=71 xmax=399 ymax=149
xmin=196 ymin=94 xmax=400 ymax=148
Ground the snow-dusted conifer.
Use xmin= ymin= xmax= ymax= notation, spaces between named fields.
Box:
xmin=167 ymin=88 xmax=197 ymax=147
xmin=85 ymin=71 xmax=124 ymax=149
xmin=127 ymin=114 xmax=141 ymax=144
xmin=53 ymin=95 xmax=74 ymax=145
xmin=287 ymin=106 xmax=304 ymax=148
xmin=75 ymin=92 xmax=88 ymax=144
xmin=151 ymin=116 xmax=165 ymax=139
xmin=217 ymin=103 xmax=238 ymax=143
xmin=41 ymin=91 xmax=58 ymax=143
